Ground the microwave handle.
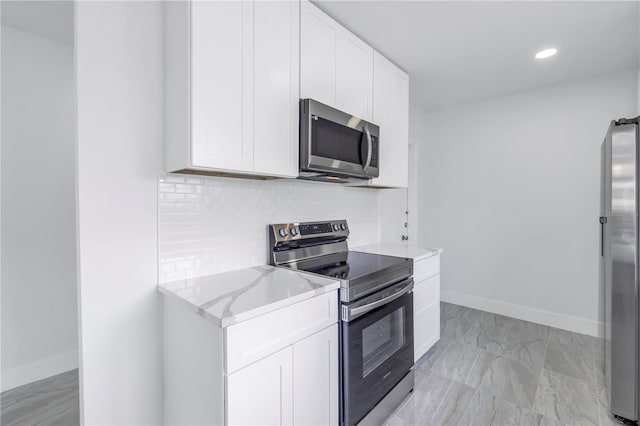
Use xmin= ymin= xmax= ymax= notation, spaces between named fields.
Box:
xmin=363 ymin=126 xmax=372 ymax=171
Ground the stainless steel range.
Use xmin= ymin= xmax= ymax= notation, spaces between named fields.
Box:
xmin=269 ymin=219 xmax=415 ymax=426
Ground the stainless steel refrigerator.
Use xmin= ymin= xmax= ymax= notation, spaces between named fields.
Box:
xmin=600 ymin=117 xmax=640 ymax=423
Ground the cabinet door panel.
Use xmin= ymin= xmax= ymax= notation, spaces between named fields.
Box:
xmin=335 ymin=33 xmax=373 ymax=121
xmin=371 ymin=51 xmax=409 ymax=187
xmin=293 ymin=325 xmax=339 ymax=426
xmin=253 ymin=0 xmax=299 ymax=177
xmin=190 ymin=1 xmax=253 ymax=171
xmin=300 ymin=1 xmax=336 ymax=107
xmin=226 ymin=346 xmax=293 ymax=426
xmin=414 ymin=303 xmax=440 ymax=362
xmin=414 ymin=274 xmax=440 ymax=315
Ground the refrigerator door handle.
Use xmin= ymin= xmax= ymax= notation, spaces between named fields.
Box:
xmin=600 ymin=216 xmax=607 ymax=257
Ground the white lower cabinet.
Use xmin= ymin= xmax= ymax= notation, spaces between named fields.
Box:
xmin=226 ymin=324 xmax=339 ymax=426
xmin=226 ymin=346 xmax=294 ymax=426
xmin=164 ymin=291 xmax=339 ymax=426
xmin=414 ymin=258 xmax=441 ymax=361
xmin=293 ymin=325 xmax=339 ymax=426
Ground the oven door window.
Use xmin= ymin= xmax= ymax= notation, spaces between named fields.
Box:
xmin=342 ymin=292 xmax=414 ymax=426
xmin=362 ymin=306 xmax=405 ymax=377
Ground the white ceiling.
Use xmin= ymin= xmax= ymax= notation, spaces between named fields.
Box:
xmin=1 ymin=1 xmax=73 ymax=46
xmin=314 ymin=1 xmax=640 ymax=112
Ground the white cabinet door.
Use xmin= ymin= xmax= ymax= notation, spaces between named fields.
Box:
xmin=190 ymin=1 xmax=253 ymax=172
xmin=413 ymin=273 xmax=440 ymax=361
xmin=293 ymin=324 xmax=339 ymax=426
xmin=415 ymin=302 xmax=440 ymax=361
xmin=226 ymin=346 xmax=294 ymax=426
xmin=335 ymin=32 xmax=373 ymax=121
xmin=371 ymin=51 xmax=409 ymax=188
xmin=300 ymin=0 xmax=337 ymax=108
xmin=253 ymin=0 xmax=299 ymax=177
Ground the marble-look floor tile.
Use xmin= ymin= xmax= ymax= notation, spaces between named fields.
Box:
xmin=461 ymin=323 xmax=506 ymax=354
xmin=544 ymin=329 xmax=595 ymax=383
xmin=394 ymin=371 xmax=475 ymax=426
xmin=532 ymin=369 xmax=599 ymax=426
xmin=427 ymin=380 xmax=476 ymax=425
xmin=441 ymin=301 xmax=462 ymax=318
xmin=592 ymin=338 xmax=605 ymax=390
xmin=594 ymin=361 xmax=615 ymax=426
xmin=382 ymin=413 xmax=410 ymax=426
xmin=395 ymin=372 xmax=450 ymax=424
xmin=477 ymin=355 xmax=540 ymax=408
xmin=440 ymin=315 xmax=474 ymax=341
xmin=463 ymin=309 xmax=517 ymax=331
xmin=415 ymin=337 xmax=454 ymax=373
xmin=540 ymin=416 xmax=566 ymax=426
xmin=432 ymin=341 xmax=495 ymax=387
xmin=549 ymin=328 xmax=595 ymax=352
xmin=509 ymin=319 xmax=551 ymax=342
xmin=457 ymin=391 xmax=542 ymax=426
xmin=597 ymin=387 xmax=616 ymax=426
xmin=500 ymin=322 xmax=549 ymax=373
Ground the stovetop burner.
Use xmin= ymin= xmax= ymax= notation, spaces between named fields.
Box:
xmin=301 ymin=251 xmax=410 ymax=282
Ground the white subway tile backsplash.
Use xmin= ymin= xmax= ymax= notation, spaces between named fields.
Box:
xmin=158 ymin=174 xmax=380 ymax=283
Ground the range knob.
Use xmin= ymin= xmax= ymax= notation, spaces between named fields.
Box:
xmin=279 ymin=228 xmax=288 ymax=237
xmin=290 ymin=227 xmax=298 ymax=236
xmin=333 ymin=224 xmax=340 ymax=231
xmin=340 ymin=223 xmax=346 ymax=231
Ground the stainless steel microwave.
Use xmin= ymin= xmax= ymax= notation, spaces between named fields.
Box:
xmin=299 ymin=99 xmax=380 ymax=183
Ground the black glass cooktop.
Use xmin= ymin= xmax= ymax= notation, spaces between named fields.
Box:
xmin=300 ymin=251 xmax=411 ymax=281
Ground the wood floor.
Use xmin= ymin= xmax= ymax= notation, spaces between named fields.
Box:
xmin=1 ymin=369 xmax=79 ymax=426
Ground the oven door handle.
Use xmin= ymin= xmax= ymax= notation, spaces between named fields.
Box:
xmin=343 ymin=278 xmax=413 ymax=322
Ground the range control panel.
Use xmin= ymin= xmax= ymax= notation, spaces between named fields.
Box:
xmin=270 ymin=220 xmax=349 ymax=244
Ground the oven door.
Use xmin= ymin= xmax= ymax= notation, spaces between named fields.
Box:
xmin=300 ymin=99 xmax=379 ymax=179
xmin=341 ymin=279 xmax=414 ymax=426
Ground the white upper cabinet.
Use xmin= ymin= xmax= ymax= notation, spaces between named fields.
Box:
xmin=253 ymin=1 xmax=300 ymax=177
xmin=165 ymin=1 xmax=299 ymax=178
xmin=300 ymin=0 xmax=373 ymax=121
xmin=335 ymin=33 xmax=373 ymax=122
xmin=370 ymin=51 xmax=410 ymax=188
xmin=300 ymin=1 xmax=337 ymax=108
xmin=190 ymin=1 xmax=252 ymax=172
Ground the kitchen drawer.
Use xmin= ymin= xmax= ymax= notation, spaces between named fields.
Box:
xmin=414 ymin=274 xmax=439 ymax=315
xmin=414 ymin=255 xmax=440 ymax=281
xmin=225 ymin=290 xmax=338 ymax=374
xmin=414 ymin=302 xmax=439 ymax=362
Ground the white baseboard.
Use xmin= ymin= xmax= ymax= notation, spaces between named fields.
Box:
xmin=441 ymin=290 xmax=600 ymax=337
xmin=1 ymin=349 xmax=79 ymax=392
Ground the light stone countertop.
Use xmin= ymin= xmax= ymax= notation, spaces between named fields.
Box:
xmin=158 ymin=265 xmax=340 ymax=328
xmin=353 ymin=243 xmax=443 ymax=261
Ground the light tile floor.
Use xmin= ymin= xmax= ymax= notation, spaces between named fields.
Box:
xmin=384 ymin=302 xmax=616 ymax=426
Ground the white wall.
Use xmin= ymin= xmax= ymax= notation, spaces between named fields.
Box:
xmin=1 ymin=26 xmax=77 ymax=391
xmin=76 ymin=2 xmax=163 ymax=424
xmin=419 ymin=69 xmax=637 ymax=336
xmin=159 ymin=176 xmax=381 ymax=282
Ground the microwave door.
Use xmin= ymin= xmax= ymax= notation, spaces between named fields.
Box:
xmin=309 ymin=116 xmax=367 ymax=173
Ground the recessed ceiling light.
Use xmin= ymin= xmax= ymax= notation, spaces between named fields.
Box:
xmin=535 ymin=48 xmax=557 ymax=59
